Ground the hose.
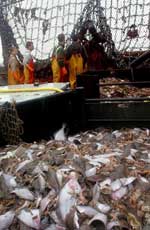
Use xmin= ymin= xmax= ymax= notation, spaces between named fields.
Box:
xmin=0 ymin=87 xmax=64 ymax=93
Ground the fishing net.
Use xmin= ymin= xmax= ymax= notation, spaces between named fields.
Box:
xmin=0 ymin=102 xmax=24 ymax=145
xmin=0 ymin=0 xmax=150 ymax=61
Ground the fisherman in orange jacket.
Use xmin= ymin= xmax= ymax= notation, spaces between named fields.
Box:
xmin=23 ymin=41 xmax=35 ymax=84
xmin=51 ymin=33 xmax=67 ymax=83
xmin=8 ymin=46 xmax=24 ymax=85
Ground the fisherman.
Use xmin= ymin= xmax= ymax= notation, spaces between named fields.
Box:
xmin=8 ymin=46 xmax=24 ymax=85
xmin=65 ymin=33 xmax=85 ymax=89
xmin=87 ymin=26 xmax=108 ymax=71
xmin=87 ymin=41 xmax=107 ymax=71
xmin=23 ymin=41 xmax=34 ymax=84
xmin=51 ymin=33 xmax=67 ymax=83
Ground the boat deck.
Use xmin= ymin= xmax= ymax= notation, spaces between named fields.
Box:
xmin=0 ymin=83 xmax=69 ymax=105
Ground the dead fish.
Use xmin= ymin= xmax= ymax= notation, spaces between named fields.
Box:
xmin=111 ymin=179 xmax=122 ymax=192
xmin=38 ymin=174 xmax=46 ymax=192
xmin=85 ymin=167 xmax=97 ymax=178
xmin=85 ymin=155 xmax=110 ymax=165
xmin=95 ymin=143 xmax=104 ymax=150
xmin=40 ymin=192 xmax=52 ymax=212
xmin=50 ymin=211 xmax=62 ymax=225
xmin=33 ymin=174 xmax=46 ymax=193
xmin=30 ymin=143 xmax=39 ymax=149
xmin=110 ymin=165 xmax=126 ymax=180
xmin=38 ymin=144 xmax=46 ymax=151
xmin=77 ymin=205 xmax=98 ymax=217
xmin=54 ymin=124 xmax=66 ymax=141
xmin=68 ymin=135 xmax=81 ymax=145
xmin=36 ymin=151 xmax=44 ymax=157
xmin=65 ymin=208 xmax=79 ymax=229
xmin=96 ymin=202 xmax=111 ymax=214
xmin=112 ymin=130 xmax=122 ymax=138
xmin=86 ymin=161 xmax=101 ymax=167
xmin=92 ymin=183 xmax=100 ymax=202
xmin=111 ymin=186 xmax=128 ymax=200
xmin=0 ymin=176 xmax=12 ymax=197
xmin=72 ymin=156 xmax=86 ymax=174
xmin=56 ymin=168 xmax=72 ymax=187
xmin=25 ymin=149 xmax=34 ymax=160
xmin=39 ymin=161 xmax=49 ymax=172
xmin=54 ymin=156 xmax=65 ymax=166
xmin=47 ymin=168 xmax=60 ymax=193
xmin=32 ymin=161 xmax=48 ymax=176
xmin=18 ymin=209 xmax=40 ymax=230
xmin=11 ymin=188 xmax=35 ymax=201
xmin=130 ymin=148 xmax=138 ymax=156
xmin=1 ymin=173 xmax=17 ymax=190
xmin=32 ymin=165 xmax=45 ymax=176
xmin=120 ymin=177 xmax=136 ymax=186
xmin=89 ymin=213 xmax=107 ymax=230
xmin=56 ymin=165 xmax=75 ymax=187
xmin=139 ymin=176 xmax=149 ymax=183
xmin=100 ymin=178 xmax=112 ymax=189
xmin=0 ymin=150 xmax=16 ymax=161
xmin=58 ymin=172 xmax=81 ymax=222
xmin=17 ymin=160 xmax=38 ymax=175
xmin=17 ymin=201 xmax=30 ymax=212
xmin=0 ymin=210 xmax=15 ymax=230
xmin=107 ymin=221 xmax=121 ymax=230
xmin=36 ymin=195 xmax=42 ymax=208
xmin=74 ymin=209 xmax=80 ymax=229
xmin=16 ymin=160 xmax=33 ymax=172
xmin=146 ymin=129 xmax=150 ymax=136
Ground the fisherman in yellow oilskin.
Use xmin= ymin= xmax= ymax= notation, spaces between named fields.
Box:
xmin=65 ymin=34 xmax=84 ymax=89
xmin=51 ymin=33 xmax=67 ymax=83
xmin=8 ymin=46 xmax=24 ymax=85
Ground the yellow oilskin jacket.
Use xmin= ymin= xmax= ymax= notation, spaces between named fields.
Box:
xmin=68 ymin=53 xmax=83 ymax=89
xmin=51 ymin=44 xmax=67 ymax=82
xmin=51 ymin=57 xmax=61 ymax=82
xmin=8 ymin=54 xmax=24 ymax=85
xmin=66 ymin=41 xmax=84 ymax=89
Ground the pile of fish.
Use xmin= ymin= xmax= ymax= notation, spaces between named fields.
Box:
xmin=0 ymin=127 xmax=150 ymax=229
xmin=99 ymin=77 xmax=150 ymax=98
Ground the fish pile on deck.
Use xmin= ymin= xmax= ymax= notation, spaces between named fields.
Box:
xmin=0 ymin=127 xmax=150 ymax=229
xmin=100 ymin=77 xmax=150 ymax=98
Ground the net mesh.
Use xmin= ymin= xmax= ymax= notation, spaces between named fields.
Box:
xmin=0 ymin=102 xmax=24 ymax=145
xmin=1 ymin=0 xmax=150 ymax=59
